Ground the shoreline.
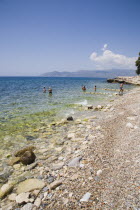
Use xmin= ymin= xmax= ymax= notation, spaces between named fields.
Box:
xmin=0 ymin=86 xmax=140 ymax=209
xmin=107 ymin=75 xmax=140 ymax=85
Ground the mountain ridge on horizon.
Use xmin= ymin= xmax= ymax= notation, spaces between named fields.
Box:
xmin=41 ymin=69 xmax=136 ymax=78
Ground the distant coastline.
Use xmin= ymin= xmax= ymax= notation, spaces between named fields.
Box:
xmin=41 ymin=69 xmax=136 ymax=78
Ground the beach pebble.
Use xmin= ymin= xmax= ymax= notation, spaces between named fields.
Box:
xmin=63 ymin=198 xmax=69 ymax=205
xmin=34 ymin=197 xmax=42 ymax=208
xmin=67 ymin=133 xmax=75 ymax=139
xmin=47 ymin=176 xmax=55 ymax=184
xmin=52 ymin=162 xmax=64 ymax=171
xmin=49 ymin=179 xmax=62 ymax=190
xmin=68 ymin=156 xmax=82 ymax=167
xmin=80 ymin=192 xmax=91 ymax=202
xmin=96 ymin=169 xmax=102 ymax=176
xmin=20 ymin=203 xmax=34 ymax=210
xmin=70 ymin=174 xmax=79 ymax=180
xmin=58 ymin=156 xmax=64 ymax=161
xmin=16 ymin=192 xmax=31 ymax=204
xmin=126 ymin=123 xmax=134 ymax=129
xmin=8 ymin=193 xmax=17 ymax=201
xmin=24 ymin=162 xmax=38 ymax=171
xmin=134 ymin=125 xmax=138 ymax=129
xmin=127 ymin=116 xmax=137 ymax=121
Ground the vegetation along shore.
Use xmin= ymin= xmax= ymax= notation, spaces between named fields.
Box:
xmin=0 ymin=80 xmax=140 ymax=209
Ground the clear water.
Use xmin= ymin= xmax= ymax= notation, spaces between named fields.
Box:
xmin=0 ymin=77 xmax=134 ymax=141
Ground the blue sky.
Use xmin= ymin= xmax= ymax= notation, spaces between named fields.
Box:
xmin=0 ymin=0 xmax=139 ymax=76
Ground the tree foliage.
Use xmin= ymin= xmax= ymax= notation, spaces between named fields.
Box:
xmin=135 ymin=52 xmax=140 ymax=75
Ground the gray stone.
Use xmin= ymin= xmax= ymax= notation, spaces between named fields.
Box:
xmin=68 ymin=156 xmax=82 ymax=167
xmin=47 ymin=176 xmax=55 ymax=184
xmin=20 ymin=203 xmax=34 ymax=210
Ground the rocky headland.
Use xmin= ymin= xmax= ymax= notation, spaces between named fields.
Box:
xmin=0 ymin=87 xmax=140 ymax=209
xmin=107 ymin=76 xmax=140 ymax=85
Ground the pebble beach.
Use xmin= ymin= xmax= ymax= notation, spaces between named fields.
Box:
xmin=0 ymin=83 xmax=140 ymax=209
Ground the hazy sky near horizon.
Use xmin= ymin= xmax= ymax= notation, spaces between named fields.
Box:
xmin=0 ymin=0 xmax=140 ymax=76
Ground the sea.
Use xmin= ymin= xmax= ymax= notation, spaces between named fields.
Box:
xmin=0 ymin=77 xmax=134 ymax=157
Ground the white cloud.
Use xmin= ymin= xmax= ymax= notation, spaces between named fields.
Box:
xmin=90 ymin=45 xmax=136 ymax=70
xmin=102 ymin=43 xmax=108 ymax=51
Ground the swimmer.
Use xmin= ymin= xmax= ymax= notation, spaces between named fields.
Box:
xmin=48 ymin=87 xmax=52 ymax=94
xmin=43 ymin=87 xmax=46 ymax=93
xmin=82 ymin=86 xmax=86 ymax=91
xmin=94 ymin=85 xmax=97 ymax=92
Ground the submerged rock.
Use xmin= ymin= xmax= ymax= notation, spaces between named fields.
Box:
xmin=20 ymin=151 xmax=36 ymax=165
xmin=67 ymin=116 xmax=73 ymax=121
xmin=14 ymin=146 xmax=36 ymax=157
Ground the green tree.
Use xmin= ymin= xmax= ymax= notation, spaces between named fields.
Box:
xmin=135 ymin=52 xmax=140 ymax=75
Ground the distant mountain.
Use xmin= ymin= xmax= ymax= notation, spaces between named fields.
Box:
xmin=41 ymin=69 xmax=136 ymax=78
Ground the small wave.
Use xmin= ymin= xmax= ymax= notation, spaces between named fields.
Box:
xmin=75 ymin=100 xmax=88 ymax=106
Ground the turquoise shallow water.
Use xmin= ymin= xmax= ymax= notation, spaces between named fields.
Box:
xmin=0 ymin=77 xmax=134 ymax=142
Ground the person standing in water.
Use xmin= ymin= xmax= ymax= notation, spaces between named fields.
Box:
xmin=48 ymin=87 xmax=52 ymax=94
xmin=82 ymin=86 xmax=86 ymax=91
xmin=43 ymin=87 xmax=46 ymax=93
xmin=94 ymin=85 xmax=97 ymax=92
xmin=119 ymin=83 xmax=124 ymax=95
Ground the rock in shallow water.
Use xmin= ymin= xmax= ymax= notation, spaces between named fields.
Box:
xmin=20 ymin=151 xmax=36 ymax=165
xmin=67 ymin=116 xmax=73 ymax=121
xmin=14 ymin=146 xmax=36 ymax=157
